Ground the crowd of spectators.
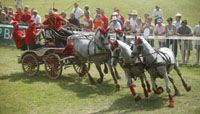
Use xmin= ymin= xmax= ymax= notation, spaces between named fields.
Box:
xmin=0 ymin=2 xmax=200 ymax=64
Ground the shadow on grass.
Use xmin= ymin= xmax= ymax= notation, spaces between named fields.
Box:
xmin=92 ymin=94 xmax=168 ymax=114
xmin=0 ymin=71 xmax=116 ymax=98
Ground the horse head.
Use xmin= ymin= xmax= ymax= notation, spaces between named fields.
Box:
xmin=115 ymin=29 xmax=126 ymax=42
xmin=94 ymin=28 xmax=110 ymax=49
xmin=131 ymin=36 xmax=144 ymax=59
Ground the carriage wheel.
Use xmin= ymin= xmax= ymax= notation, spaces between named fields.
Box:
xmin=73 ymin=62 xmax=90 ymax=77
xmin=22 ymin=53 xmax=39 ymax=76
xmin=44 ymin=53 xmax=63 ymax=79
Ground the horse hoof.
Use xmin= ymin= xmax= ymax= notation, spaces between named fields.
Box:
xmin=157 ymin=86 xmax=164 ymax=94
xmin=144 ymin=91 xmax=148 ymax=97
xmin=115 ymin=84 xmax=120 ymax=91
xmin=174 ymin=91 xmax=181 ymax=97
xmin=135 ymin=96 xmax=141 ymax=102
xmin=97 ymin=78 xmax=103 ymax=84
xmin=147 ymin=89 xmax=152 ymax=93
xmin=168 ymin=102 xmax=174 ymax=108
xmin=103 ymin=69 xmax=108 ymax=74
xmin=186 ymin=85 xmax=191 ymax=92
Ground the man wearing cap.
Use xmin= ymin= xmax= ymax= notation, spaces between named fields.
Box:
xmin=32 ymin=9 xmax=41 ymax=25
xmin=108 ymin=16 xmax=122 ymax=32
xmin=152 ymin=5 xmax=163 ymax=25
xmin=25 ymin=18 xmax=42 ymax=50
xmin=11 ymin=21 xmax=27 ymax=50
xmin=129 ymin=10 xmax=139 ymax=33
xmin=177 ymin=20 xmax=193 ymax=64
xmin=174 ymin=13 xmax=182 ymax=30
xmin=154 ymin=18 xmax=166 ymax=47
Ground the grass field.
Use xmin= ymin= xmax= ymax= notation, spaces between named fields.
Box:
xmin=1 ymin=0 xmax=200 ymax=114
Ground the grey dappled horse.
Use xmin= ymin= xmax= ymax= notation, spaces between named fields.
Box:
xmin=109 ymin=39 xmax=151 ymax=101
xmin=131 ymin=36 xmax=191 ymax=107
xmin=68 ymin=28 xmax=120 ymax=90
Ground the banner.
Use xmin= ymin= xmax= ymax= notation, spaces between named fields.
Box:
xmin=0 ymin=24 xmax=27 ymax=45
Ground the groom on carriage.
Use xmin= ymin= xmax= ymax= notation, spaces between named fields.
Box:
xmin=42 ymin=10 xmax=73 ymax=47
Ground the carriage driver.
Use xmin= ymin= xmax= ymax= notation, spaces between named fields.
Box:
xmin=42 ymin=10 xmax=72 ymax=47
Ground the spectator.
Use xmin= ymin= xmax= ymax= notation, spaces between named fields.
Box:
xmin=25 ymin=18 xmax=42 ymax=50
xmin=32 ymin=9 xmax=41 ymax=25
xmin=142 ymin=16 xmax=154 ymax=47
xmin=114 ymin=8 xmax=125 ymax=24
xmin=84 ymin=5 xmax=89 ymax=12
xmin=123 ymin=20 xmax=132 ymax=34
xmin=194 ymin=21 xmax=200 ymax=65
xmin=136 ymin=17 xmax=143 ymax=34
xmin=129 ymin=10 xmax=139 ymax=33
xmin=68 ymin=13 xmax=80 ymax=27
xmin=174 ymin=13 xmax=182 ymax=30
xmin=93 ymin=14 xmax=103 ymax=30
xmin=100 ymin=9 xmax=108 ymax=29
xmin=72 ymin=2 xmax=84 ymax=20
xmin=11 ymin=20 xmax=27 ymax=50
xmin=108 ymin=16 xmax=122 ymax=32
xmin=143 ymin=13 xmax=150 ymax=24
xmin=0 ymin=10 xmax=7 ymax=23
xmin=7 ymin=7 xmax=14 ymax=22
xmin=177 ymin=20 xmax=193 ymax=64
xmin=154 ymin=18 xmax=166 ymax=47
xmin=15 ymin=0 xmax=23 ymax=9
xmin=14 ymin=7 xmax=24 ymax=22
xmin=82 ymin=11 xmax=93 ymax=31
xmin=21 ymin=5 xmax=31 ymax=24
xmin=165 ymin=17 xmax=177 ymax=56
xmin=94 ymin=8 xmax=101 ymax=19
xmin=60 ymin=11 xmax=68 ymax=26
xmin=152 ymin=5 xmax=163 ymax=25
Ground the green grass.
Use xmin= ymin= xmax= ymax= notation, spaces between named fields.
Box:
xmin=0 ymin=46 xmax=200 ymax=114
xmin=1 ymin=0 xmax=200 ymax=114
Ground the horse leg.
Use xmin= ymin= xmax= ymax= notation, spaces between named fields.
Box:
xmin=95 ymin=63 xmax=104 ymax=84
xmin=84 ymin=64 xmax=96 ymax=85
xmin=163 ymin=73 xmax=174 ymax=108
xmin=114 ymin=66 xmax=121 ymax=80
xmin=174 ymin=66 xmax=191 ymax=92
xmin=150 ymin=76 xmax=163 ymax=95
xmin=107 ymin=61 xmax=120 ymax=90
xmin=103 ymin=63 xmax=108 ymax=74
xmin=168 ymin=75 xmax=180 ymax=96
xmin=126 ymin=71 xmax=141 ymax=102
xmin=144 ymin=74 xmax=151 ymax=92
xmin=140 ymin=75 xmax=148 ymax=97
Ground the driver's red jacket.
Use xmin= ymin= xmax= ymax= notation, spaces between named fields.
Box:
xmin=43 ymin=15 xmax=63 ymax=31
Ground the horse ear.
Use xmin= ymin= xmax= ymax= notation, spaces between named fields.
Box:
xmin=136 ymin=37 xmax=143 ymax=44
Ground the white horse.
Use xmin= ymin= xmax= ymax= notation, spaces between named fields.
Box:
xmin=109 ymin=39 xmax=151 ymax=102
xmin=68 ymin=28 xmax=120 ymax=90
xmin=131 ymin=36 xmax=191 ymax=107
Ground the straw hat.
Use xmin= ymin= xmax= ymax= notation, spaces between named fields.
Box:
xmin=176 ymin=12 xmax=182 ymax=17
xmin=129 ymin=10 xmax=138 ymax=15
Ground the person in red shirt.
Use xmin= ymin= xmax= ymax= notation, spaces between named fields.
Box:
xmin=42 ymin=10 xmax=73 ymax=47
xmin=100 ymin=9 xmax=108 ymax=29
xmin=11 ymin=21 xmax=27 ymax=50
xmin=25 ymin=18 xmax=42 ymax=50
xmin=21 ymin=5 xmax=31 ymax=23
xmin=14 ymin=7 xmax=24 ymax=21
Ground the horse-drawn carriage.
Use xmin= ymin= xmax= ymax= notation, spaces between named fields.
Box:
xmin=18 ymin=28 xmax=92 ymax=79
